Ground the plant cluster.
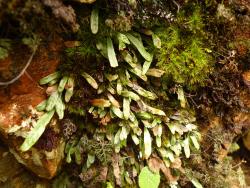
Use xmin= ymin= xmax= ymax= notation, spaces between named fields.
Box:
xmin=30 ymin=3 xmax=203 ymax=187
xmin=13 ymin=1 xmax=225 ymax=187
xmin=20 ymin=73 xmax=75 ymax=152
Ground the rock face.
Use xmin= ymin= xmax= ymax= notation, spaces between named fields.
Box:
xmin=0 ymin=38 xmax=65 ymax=179
xmin=0 ymin=145 xmax=50 ymax=187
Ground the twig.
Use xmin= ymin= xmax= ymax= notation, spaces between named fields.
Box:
xmin=0 ymin=45 xmax=38 ymax=86
xmin=172 ymin=0 xmax=180 ymax=13
xmin=232 ymin=160 xmax=246 ymax=169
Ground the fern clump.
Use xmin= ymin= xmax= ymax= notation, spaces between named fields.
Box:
xmin=17 ymin=2 xmax=204 ymax=187
xmin=156 ymin=7 xmax=213 ymax=88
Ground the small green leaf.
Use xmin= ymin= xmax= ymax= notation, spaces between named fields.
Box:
xmin=107 ymin=93 xmax=120 ymax=108
xmin=190 ymin=135 xmax=200 ymax=150
xmin=129 ymin=111 xmax=137 ymax=122
xmin=142 ymin=60 xmax=152 ymax=75
xmin=121 ymin=90 xmax=140 ymax=101
xmin=88 ymin=106 xmax=95 ymax=113
xmin=66 ymin=146 xmax=75 ymax=163
xmin=96 ymin=40 xmax=108 ymax=58
xmin=141 ymin=102 xmax=166 ymax=116
xmin=177 ymin=87 xmax=186 ymax=108
xmin=87 ymin=154 xmax=95 ymax=168
xmin=120 ymin=126 xmax=129 ymax=140
xmin=117 ymin=33 xmax=130 ymax=44
xmin=191 ymin=178 xmax=203 ymax=188
xmin=97 ymin=84 xmax=105 ymax=94
xmin=136 ymin=112 xmax=153 ymax=120
xmin=158 ymin=148 xmax=174 ymax=162
xmin=156 ymin=136 xmax=161 ymax=147
xmin=144 ymin=128 xmax=152 ymax=159
xmin=111 ymin=106 xmax=124 ymax=119
xmin=128 ymin=82 xmax=157 ymax=100
xmin=55 ymin=94 xmax=65 ymax=119
xmin=152 ymin=124 xmax=162 ymax=136
xmin=123 ymin=98 xmax=130 ymax=120
xmin=90 ymin=8 xmax=99 ymax=34
xmin=170 ymin=143 xmax=182 ymax=156
xmin=119 ymin=41 xmax=126 ymax=51
xmin=125 ymin=171 xmax=133 ymax=185
xmin=165 ymin=149 xmax=175 ymax=162
xmin=107 ymin=37 xmax=118 ymax=67
xmin=105 ymin=74 xmax=118 ymax=82
xmin=132 ymin=134 xmax=140 ymax=145
xmin=46 ymin=91 xmax=59 ymax=111
xmin=146 ymin=69 xmax=165 ymax=77
xmin=142 ymin=120 xmax=154 ymax=128
xmin=36 ymin=100 xmax=47 ymax=111
xmin=116 ymin=79 xmax=123 ymax=95
xmin=122 ymin=50 xmax=137 ymax=68
xmin=75 ymin=147 xmax=82 ymax=165
xmin=20 ymin=110 xmax=55 ymax=151
xmin=65 ymin=77 xmax=74 ymax=103
xmin=48 ymin=78 xmax=59 ymax=86
xmin=58 ymin=76 xmax=68 ymax=92
xmin=152 ymin=34 xmax=161 ymax=49
xmin=107 ymin=85 xmax=116 ymax=94
xmin=117 ymin=33 xmax=130 ymax=50
xmin=126 ymin=33 xmax=152 ymax=61
xmin=82 ymin=72 xmax=98 ymax=89
xmin=106 ymin=182 xmax=114 ymax=188
xmin=128 ymin=66 xmax=147 ymax=81
xmin=138 ymin=166 xmax=160 ymax=188
xmin=99 ymin=109 xmax=107 ymax=118
xmin=39 ymin=72 xmax=60 ymax=85
xmin=118 ymin=71 xmax=129 ymax=86
xmin=183 ymin=137 xmax=190 ymax=158
xmin=114 ymin=129 xmax=121 ymax=145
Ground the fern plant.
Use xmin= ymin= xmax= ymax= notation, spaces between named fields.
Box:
xmin=19 ymin=3 xmax=204 ymax=187
xmin=20 ymin=72 xmax=75 ymax=151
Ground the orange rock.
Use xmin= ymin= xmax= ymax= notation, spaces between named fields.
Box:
xmin=0 ymin=37 xmax=64 ymax=179
xmin=242 ymin=70 xmax=250 ymax=89
xmin=0 ymin=145 xmax=51 ymax=187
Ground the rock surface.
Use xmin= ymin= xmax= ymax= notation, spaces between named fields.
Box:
xmin=0 ymin=145 xmax=50 ymax=187
xmin=0 ymin=37 xmax=65 ymax=179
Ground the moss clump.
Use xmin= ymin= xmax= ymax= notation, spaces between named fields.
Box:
xmin=156 ymin=7 xmax=213 ymax=88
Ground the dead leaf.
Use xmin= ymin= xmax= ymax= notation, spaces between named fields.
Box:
xmin=148 ymin=155 xmax=162 ymax=173
xmin=79 ymin=167 xmax=97 ymax=182
xmin=148 ymin=155 xmax=179 ymax=183
xmin=95 ymin=166 xmax=108 ymax=182
xmin=90 ymin=99 xmax=111 ymax=107
xmin=160 ymin=164 xmax=179 ymax=183
xmin=112 ymin=153 xmax=121 ymax=186
xmin=46 ymin=85 xmax=58 ymax=95
xmin=170 ymin=158 xmax=182 ymax=169
xmin=64 ymin=41 xmax=80 ymax=48
xmin=99 ymin=113 xmax=111 ymax=126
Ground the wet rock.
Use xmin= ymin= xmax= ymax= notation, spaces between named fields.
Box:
xmin=235 ymin=88 xmax=250 ymax=150
xmin=42 ymin=0 xmax=79 ymax=32
xmin=242 ymin=70 xmax=250 ymax=89
xmin=0 ymin=145 xmax=50 ymax=187
xmin=243 ymin=131 xmax=250 ymax=150
xmin=0 ymin=37 xmax=65 ymax=179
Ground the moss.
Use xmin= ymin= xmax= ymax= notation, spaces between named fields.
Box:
xmin=156 ymin=6 xmax=213 ymax=89
xmin=0 ymin=39 xmax=11 ymax=60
